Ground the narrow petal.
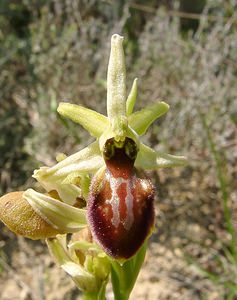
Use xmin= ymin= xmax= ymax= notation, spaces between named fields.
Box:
xmin=24 ymin=189 xmax=87 ymax=232
xmin=129 ymin=102 xmax=169 ymax=135
xmin=0 ymin=192 xmax=62 ymax=239
xmin=126 ymin=78 xmax=138 ymax=116
xmin=135 ymin=143 xmax=188 ymax=169
xmin=57 ymin=103 xmax=109 ymax=137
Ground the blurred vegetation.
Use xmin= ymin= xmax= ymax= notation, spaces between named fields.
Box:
xmin=0 ymin=0 xmax=237 ymax=299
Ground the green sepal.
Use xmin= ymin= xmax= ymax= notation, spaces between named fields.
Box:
xmin=107 ymin=35 xmax=127 ymax=122
xmin=58 ymin=103 xmax=109 ymax=137
xmin=129 ymin=102 xmax=169 ymax=135
xmin=24 ymin=189 xmax=87 ymax=232
xmin=50 ymin=142 xmax=100 ymax=171
xmin=135 ymin=143 xmax=187 ymax=169
xmin=59 ymin=155 xmax=104 ymax=182
xmin=35 ymin=142 xmax=103 ymax=191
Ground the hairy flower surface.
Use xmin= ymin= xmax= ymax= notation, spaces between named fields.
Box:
xmin=88 ymin=137 xmax=155 ymax=259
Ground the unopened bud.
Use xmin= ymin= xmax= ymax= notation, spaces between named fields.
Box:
xmin=0 ymin=191 xmax=62 ymax=239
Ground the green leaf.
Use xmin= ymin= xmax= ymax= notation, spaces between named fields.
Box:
xmin=24 ymin=189 xmax=87 ymax=232
xmin=57 ymin=103 xmax=109 ymax=137
xmin=129 ymin=102 xmax=169 ymax=135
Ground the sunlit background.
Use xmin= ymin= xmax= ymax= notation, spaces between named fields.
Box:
xmin=0 ymin=1 xmax=237 ymax=299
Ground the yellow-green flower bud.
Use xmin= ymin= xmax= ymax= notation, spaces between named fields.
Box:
xmin=0 ymin=191 xmax=63 ymax=239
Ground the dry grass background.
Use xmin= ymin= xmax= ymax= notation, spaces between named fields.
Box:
xmin=0 ymin=1 xmax=237 ymax=299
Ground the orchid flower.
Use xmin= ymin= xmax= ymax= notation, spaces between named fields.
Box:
xmin=0 ymin=34 xmax=187 ymax=300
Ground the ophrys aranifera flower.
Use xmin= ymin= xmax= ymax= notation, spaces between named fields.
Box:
xmin=0 ymin=34 xmax=187 ymax=298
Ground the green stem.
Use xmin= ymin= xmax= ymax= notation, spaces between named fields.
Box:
xmin=97 ymin=281 xmax=107 ymax=300
xmin=83 ymin=280 xmax=107 ymax=300
xmin=111 ymin=264 xmax=130 ymax=300
xmin=111 ymin=242 xmax=147 ymax=300
xmin=83 ymin=293 xmax=98 ymax=300
xmin=83 ymin=284 xmax=106 ymax=300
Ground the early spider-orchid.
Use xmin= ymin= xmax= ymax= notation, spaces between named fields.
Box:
xmin=0 ymin=34 xmax=186 ymax=299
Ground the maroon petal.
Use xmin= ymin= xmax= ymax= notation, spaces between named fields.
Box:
xmin=87 ymin=138 xmax=155 ymax=259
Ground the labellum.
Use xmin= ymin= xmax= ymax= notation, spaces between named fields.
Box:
xmin=88 ymin=137 xmax=155 ymax=259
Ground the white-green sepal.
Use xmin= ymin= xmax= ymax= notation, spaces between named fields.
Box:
xmin=57 ymin=103 xmax=109 ymax=137
xmin=135 ymin=143 xmax=187 ymax=169
xmin=24 ymin=189 xmax=87 ymax=232
xmin=129 ymin=102 xmax=169 ymax=135
xmin=41 ymin=142 xmax=102 ymax=176
xmin=53 ymin=155 xmax=104 ymax=181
